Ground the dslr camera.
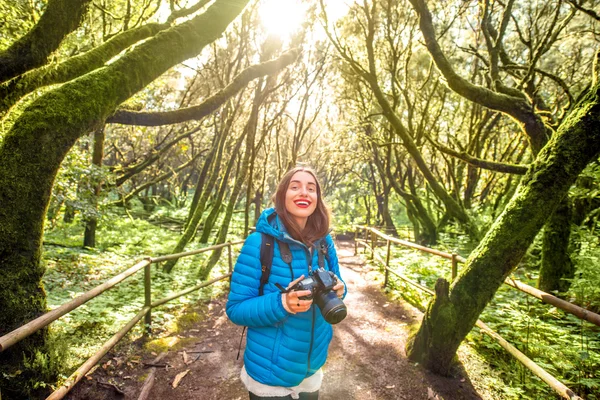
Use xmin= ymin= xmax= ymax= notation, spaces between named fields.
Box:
xmin=290 ymin=268 xmax=347 ymax=324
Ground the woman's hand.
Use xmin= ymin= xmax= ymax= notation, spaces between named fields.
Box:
xmin=333 ymin=280 xmax=345 ymax=299
xmin=282 ymin=275 xmax=313 ymax=314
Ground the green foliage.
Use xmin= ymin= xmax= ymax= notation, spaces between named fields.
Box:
xmin=569 ymin=225 xmax=600 ymax=313
xmin=0 ymin=1 xmax=38 ymax=50
xmin=373 ymin=232 xmax=600 ymax=399
xmin=41 ymin=204 xmax=241 ymax=383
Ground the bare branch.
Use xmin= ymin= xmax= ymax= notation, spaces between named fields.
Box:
xmin=107 ymin=49 xmax=299 ymax=126
xmin=427 ymin=135 xmax=528 ymax=174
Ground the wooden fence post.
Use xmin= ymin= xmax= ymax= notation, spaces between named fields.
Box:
xmin=370 ymin=230 xmax=376 ymax=260
xmin=354 ymin=228 xmax=358 ymax=256
xmin=363 ymin=227 xmax=368 ymax=254
xmin=384 ymin=239 xmax=391 ymax=288
xmin=228 ymin=242 xmax=233 ymax=282
xmin=144 ymin=262 xmax=152 ymax=335
xmin=451 ymin=253 xmax=458 ymax=281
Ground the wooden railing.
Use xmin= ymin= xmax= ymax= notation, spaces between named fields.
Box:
xmin=0 ymin=240 xmax=244 ymax=400
xmin=355 ymin=225 xmax=593 ymax=400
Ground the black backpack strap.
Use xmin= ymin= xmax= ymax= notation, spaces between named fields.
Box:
xmin=259 ymin=233 xmax=275 ymax=296
xmin=279 ymin=241 xmax=292 ymax=264
xmin=317 ymin=240 xmax=328 ymax=269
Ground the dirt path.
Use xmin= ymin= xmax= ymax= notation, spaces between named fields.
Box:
xmin=67 ymin=240 xmax=486 ymax=400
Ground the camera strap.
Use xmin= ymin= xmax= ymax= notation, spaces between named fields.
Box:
xmin=259 ymin=233 xmax=275 ymax=296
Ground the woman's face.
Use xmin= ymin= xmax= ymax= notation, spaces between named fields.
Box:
xmin=285 ymin=171 xmax=318 ymax=229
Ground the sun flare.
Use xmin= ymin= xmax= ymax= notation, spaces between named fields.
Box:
xmin=258 ymin=0 xmax=306 ymax=38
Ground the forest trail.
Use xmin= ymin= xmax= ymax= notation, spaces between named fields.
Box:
xmin=67 ymin=240 xmax=486 ymax=400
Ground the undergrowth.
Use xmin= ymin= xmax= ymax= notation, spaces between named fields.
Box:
xmin=40 ymin=205 xmax=243 ymax=390
xmin=366 ymin=229 xmax=600 ymax=400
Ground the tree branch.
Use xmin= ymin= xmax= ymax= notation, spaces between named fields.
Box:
xmin=107 ymin=49 xmax=298 ymax=126
xmin=0 ymin=0 xmax=92 ymax=83
xmin=566 ymin=0 xmax=600 ymax=21
xmin=167 ymin=0 xmax=212 ymax=23
xmin=1 ymin=22 xmax=168 ymax=114
xmin=427 ymin=135 xmax=528 ymax=174
xmin=407 ymin=0 xmax=550 ymax=153
xmin=113 ymin=151 xmax=203 ymax=205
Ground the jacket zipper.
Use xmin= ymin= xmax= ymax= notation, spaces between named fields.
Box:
xmin=302 ymin=246 xmax=316 ymax=375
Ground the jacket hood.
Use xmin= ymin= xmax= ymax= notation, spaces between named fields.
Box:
xmin=255 ymin=207 xmax=286 ymax=240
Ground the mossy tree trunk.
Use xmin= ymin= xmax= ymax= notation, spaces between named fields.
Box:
xmin=184 ymin=132 xmax=222 ymax=230
xmin=199 ymin=131 xmax=246 ymax=243
xmin=164 ymin=120 xmax=230 ymax=273
xmin=0 ymin=0 xmax=92 ymax=83
xmin=407 ymin=0 xmax=577 ymax=294
xmin=0 ymin=1 xmax=249 ymax=397
xmin=377 ymin=190 xmax=398 ymax=236
xmin=83 ymin=127 xmax=105 ymax=248
xmin=538 ymin=201 xmax=575 ymax=293
xmin=406 ymin=82 xmax=600 ymax=374
xmin=198 ymin=75 xmax=268 ymax=279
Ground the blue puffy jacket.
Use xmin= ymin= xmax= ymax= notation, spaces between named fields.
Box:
xmin=226 ymin=208 xmax=346 ymax=387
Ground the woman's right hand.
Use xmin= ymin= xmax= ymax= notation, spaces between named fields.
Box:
xmin=282 ymin=275 xmax=313 ymax=314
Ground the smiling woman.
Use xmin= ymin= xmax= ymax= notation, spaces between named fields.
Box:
xmin=258 ymin=0 xmax=306 ymax=38
xmin=226 ymin=166 xmax=347 ymax=399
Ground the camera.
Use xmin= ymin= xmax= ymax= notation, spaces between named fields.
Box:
xmin=290 ymin=268 xmax=347 ymax=324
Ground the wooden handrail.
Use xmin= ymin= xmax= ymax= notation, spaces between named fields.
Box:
xmin=0 ymin=259 xmax=151 ymax=352
xmin=151 ymin=273 xmax=232 ymax=308
xmin=356 ymin=225 xmax=454 ymax=259
xmin=504 ymin=277 xmax=600 ymax=327
xmin=47 ymin=306 xmax=151 ymax=400
xmin=0 ymin=239 xmax=244 ymax=400
xmin=150 ymin=240 xmax=244 ymax=262
xmin=476 ymin=320 xmax=583 ymax=400
xmin=357 ymin=225 xmax=586 ymax=400
xmin=358 ymin=225 xmax=600 ymax=328
xmin=379 ymin=260 xmax=582 ymax=400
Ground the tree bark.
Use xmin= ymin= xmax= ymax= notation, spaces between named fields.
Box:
xmin=200 ymin=132 xmax=246 ymax=243
xmin=538 ymin=201 xmax=574 ymax=293
xmin=184 ymin=132 xmax=221 ymax=229
xmin=1 ymin=22 xmax=168 ymax=114
xmin=0 ymin=0 xmax=92 ymax=83
xmin=164 ymin=122 xmax=230 ymax=273
xmin=83 ymin=127 xmax=106 ymax=248
xmin=107 ymin=50 xmax=297 ymax=126
xmin=198 ymin=75 xmax=266 ymax=279
xmin=406 ymin=81 xmax=600 ymax=374
xmin=0 ymin=0 xmax=250 ymax=396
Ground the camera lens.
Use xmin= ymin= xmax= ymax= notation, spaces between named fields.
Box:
xmin=314 ymin=290 xmax=347 ymax=324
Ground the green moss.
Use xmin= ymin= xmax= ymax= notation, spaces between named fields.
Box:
xmin=408 ymin=85 xmax=600 ymax=375
xmin=144 ymin=336 xmax=197 ymax=354
xmin=0 ymin=1 xmax=251 ymax=396
xmin=174 ymin=311 xmax=204 ymax=333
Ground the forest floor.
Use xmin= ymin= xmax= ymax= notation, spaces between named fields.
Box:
xmin=66 ymin=240 xmax=501 ymax=400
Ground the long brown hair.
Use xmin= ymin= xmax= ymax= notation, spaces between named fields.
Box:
xmin=272 ymin=166 xmax=330 ymax=246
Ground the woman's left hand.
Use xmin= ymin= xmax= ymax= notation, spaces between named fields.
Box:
xmin=333 ymin=281 xmax=345 ymax=298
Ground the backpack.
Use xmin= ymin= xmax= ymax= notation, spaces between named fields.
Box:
xmin=258 ymin=232 xmax=330 ymax=296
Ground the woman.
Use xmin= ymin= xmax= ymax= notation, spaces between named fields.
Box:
xmin=226 ymin=166 xmax=346 ymax=400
